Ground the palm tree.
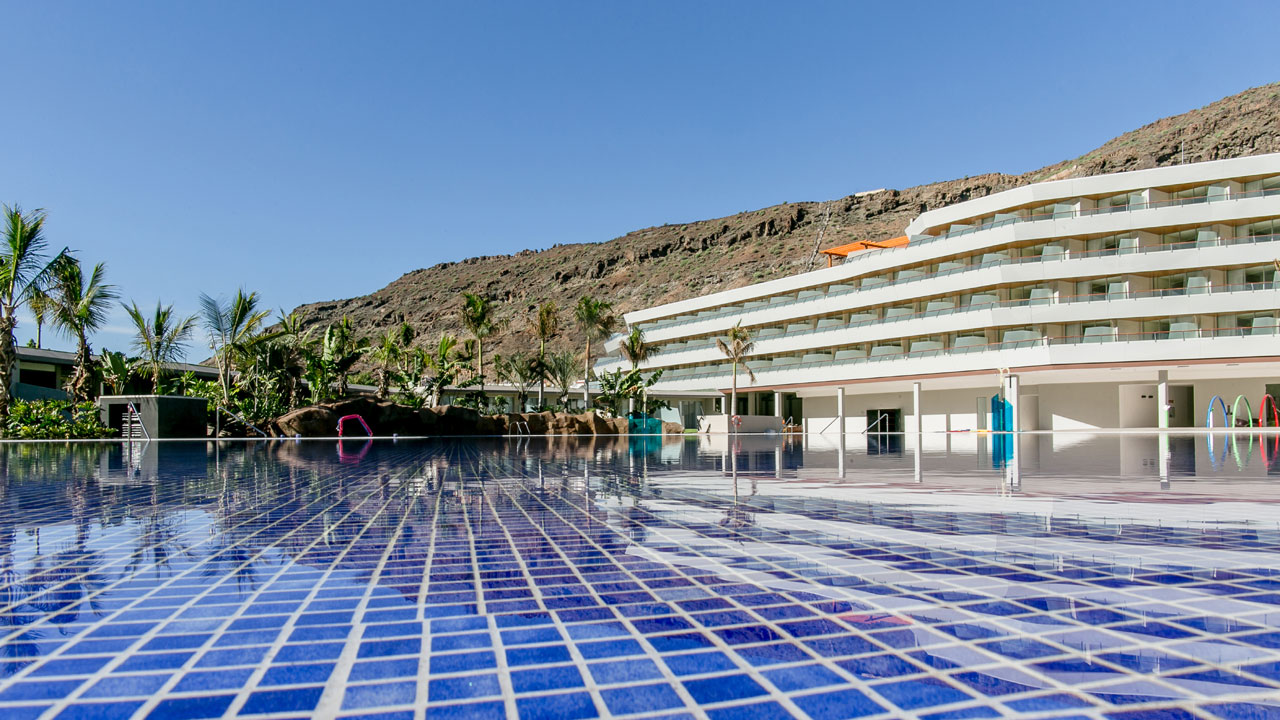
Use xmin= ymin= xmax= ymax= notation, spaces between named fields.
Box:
xmin=98 ymin=349 xmax=133 ymax=395
xmin=198 ymin=289 xmax=270 ymax=405
xmin=0 ymin=206 xmax=69 ymax=418
xmin=618 ymin=326 xmax=659 ymax=414
xmin=460 ymin=293 xmax=495 ymax=379
xmin=267 ymin=311 xmax=310 ymax=408
xmin=531 ymin=301 xmax=558 ymax=407
xmin=123 ymin=301 xmax=196 ymax=393
xmin=574 ymin=295 xmax=616 ymax=409
xmin=328 ymin=316 xmax=366 ymax=396
xmin=716 ymin=322 xmax=755 ymax=422
xmin=545 ymin=350 xmax=581 ymax=408
xmin=494 ymin=352 xmax=538 ymax=411
xmin=28 ymin=291 xmax=49 ymax=349
xmin=426 ymin=333 xmax=461 ymax=406
xmin=368 ymin=323 xmax=413 ymax=400
xmin=49 ymin=258 xmax=118 ymax=402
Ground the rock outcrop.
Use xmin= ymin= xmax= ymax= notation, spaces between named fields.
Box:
xmin=270 ymin=402 xmax=680 ymax=438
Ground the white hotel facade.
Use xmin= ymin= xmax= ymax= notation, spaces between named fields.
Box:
xmin=597 ymin=154 xmax=1280 ymax=432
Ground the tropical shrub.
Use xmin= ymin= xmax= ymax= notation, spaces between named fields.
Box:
xmin=5 ymin=400 xmax=115 ymax=439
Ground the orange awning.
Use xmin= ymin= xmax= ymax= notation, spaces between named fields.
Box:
xmin=818 ymin=235 xmax=909 ymax=267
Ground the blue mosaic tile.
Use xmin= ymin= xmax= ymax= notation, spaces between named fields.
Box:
xmin=81 ymin=674 xmax=170 ymax=698
xmin=704 ymin=701 xmax=794 ymax=720
xmin=514 ymin=690 xmax=597 ymax=720
xmin=2 ymin=437 xmax=1280 ymax=718
xmin=240 ymin=687 xmax=324 ymax=715
xmin=792 ymin=688 xmax=886 ymax=719
xmin=663 ymin=651 xmax=737 ymax=675
xmin=54 ymin=701 xmax=144 ymax=719
xmin=601 ymin=683 xmax=685 ymax=715
xmin=342 ymin=681 xmax=417 ymax=710
xmin=425 ymin=700 xmax=506 ymax=720
xmin=872 ymin=676 xmax=975 ymax=710
xmin=145 ymin=695 xmax=236 ymax=719
xmin=682 ymin=675 xmax=768 ymax=704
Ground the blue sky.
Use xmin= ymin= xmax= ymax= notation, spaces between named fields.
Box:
xmin=2 ymin=0 xmax=1277 ymax=357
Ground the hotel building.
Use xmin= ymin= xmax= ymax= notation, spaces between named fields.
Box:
xmin=597 ymin=154 xmax=1280 ymax=432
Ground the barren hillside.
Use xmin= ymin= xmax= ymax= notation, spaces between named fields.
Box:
xmin=291 ymin=83 xmax=1280 ymax=358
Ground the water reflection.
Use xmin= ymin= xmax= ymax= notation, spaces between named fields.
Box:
xmin=0 ymin=435 xmax=1277 ymax=709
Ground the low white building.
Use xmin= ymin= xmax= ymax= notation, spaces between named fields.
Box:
xmin=596 ymin=154 xmax=1280 ymax=431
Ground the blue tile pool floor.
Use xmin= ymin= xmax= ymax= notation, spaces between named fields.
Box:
xmin=0 ymin=436 xmax=1278 ymax=719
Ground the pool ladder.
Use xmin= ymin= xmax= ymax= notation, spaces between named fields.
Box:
xmin=122 ymin=402 xmax=150 ymax=441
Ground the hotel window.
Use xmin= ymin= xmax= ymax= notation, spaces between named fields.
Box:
xmin=1096 ymin=193 xmax=1135 ymax=214
xmin=1167 ymin=185 xmax=1209 ymax=206
xmin=1242 ymin=175 xmax=1280 ymax=195
xmin=19 ymin=366 xmax=57 ymax=389
xmin=1155 ymin=273 xmax=1189 ymax=295
xmin=1160 ymin=228 xmax=1200 ymax=246
xmin=1241 ymin=219 xmax=1280 ymax=238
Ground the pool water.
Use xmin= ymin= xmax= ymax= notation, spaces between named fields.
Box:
xmin=0 ymin=433 xmax=1277 ymax=719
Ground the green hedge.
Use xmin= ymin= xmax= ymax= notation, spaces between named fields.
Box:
xmin=5 ymin=400 xmax=116 ymax=439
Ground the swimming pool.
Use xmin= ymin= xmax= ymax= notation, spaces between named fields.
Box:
xmin=0 ymin=433 xmax=1277 ymax=719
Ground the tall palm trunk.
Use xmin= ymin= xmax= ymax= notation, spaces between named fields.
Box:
xmin=730 ymin=361 xmax=738 ymax=426
xmin=582 ymin=337 xmax=591 ymax=408
xmin=68 ymin=334 xmax=94 ymax=402
xmin=0 ymin=314 xmax=14 ymax=418
xmin=537 ymin=338 xmax=545 ymax=407
xmin=376 ymin=367 xmax=390 ymax=400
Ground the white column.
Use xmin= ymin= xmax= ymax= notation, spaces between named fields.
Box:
xmin=1006 ymin=374 xmax=1021 ymax=433
xmin=1158 ymin=432 xmax=1171 ymax=488
xmin=912 ymin=382 xmax=922 ymax=435
xmin=836 ymin=387 xmax=846 ymax=435
xmin=837 ymin=430 xmax=846 ymax=477
xmin=1157 ymin=370 xmax=1170 ymax=430
xmin=774 ymin=391 xmax=783 ymax=418
xmin=913 ymin=434 xmax=922 ymax=483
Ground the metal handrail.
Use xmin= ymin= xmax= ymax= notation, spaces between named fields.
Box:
xmin=125 ymin=402 xmax=150 ymax=441
xmin=863 ymin=413 xmax=887 ymax=435
xmin=636 ymin=277 xmax=1280 ymax=363
xmin=220 ymin=406 xmax=268 ymax=437
xmin=656 ymin=324 xmax=1280 ymax=385
xmin=637 ymin=227 xmax=1280 ymax=335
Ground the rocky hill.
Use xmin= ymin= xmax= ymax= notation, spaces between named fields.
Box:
xmin=290 ymin=83 xmax=1280 ymax=359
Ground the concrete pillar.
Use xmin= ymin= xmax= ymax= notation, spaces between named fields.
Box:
xmin=912 ymin=382 xmax=922 ymax=435
xmin=836 ymin=387 xmax=846 ymax=435
xmin=1157 ymin=370 xmax=1170 ymax=430
xmin=837 ymin=430 xmax=846 ymax=478
xmin=912 ymin=433 xmax=922 ymax=483
xmin=1005 ymin=435 xmax=1022 ymax=490
xmin=774 ymin=391 xmax=784 ymax=419
xmin=1158 ymin=432 xmax=1170 ymax=489
xmin=748 ymin=393 xmax=758 ymax=416
xmin=1006 ymin=375 xmax=1021 ymax=433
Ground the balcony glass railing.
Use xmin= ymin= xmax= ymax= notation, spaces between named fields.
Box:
xmin=639 ymin=189 xmax=1280 ymax=333
xmin=917 ymin=185 xmax=1280 ymax=245
xmin=653 ymin=325 xmax=1275 ymax=385
xmin=639 ymin=232 xmax=1280 ymax=353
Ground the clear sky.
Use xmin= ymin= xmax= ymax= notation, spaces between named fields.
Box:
xmin=2 ymin=0 xmax=1278 ymax=357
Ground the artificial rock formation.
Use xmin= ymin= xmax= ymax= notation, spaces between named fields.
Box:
xmin=271 ymin=402 xmax=665 ymax=438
